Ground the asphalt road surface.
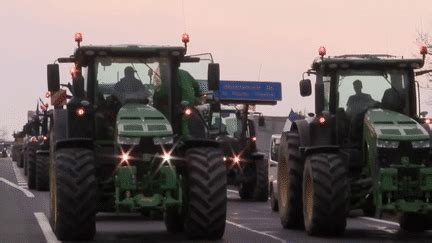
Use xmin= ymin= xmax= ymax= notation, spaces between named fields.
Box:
xmin=1 ymin=157 xmax=432 ymax=242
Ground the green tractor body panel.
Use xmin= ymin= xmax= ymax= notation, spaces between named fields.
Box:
xmin=363 ymin=109 xmax=432 ymax=213
xmin=113 ymin=103 xmax=177 ymax=212
xmin=116 ymin=104 xmax=173 ymax=138
xmin=365 ymin=109 xmax=429 ymax=141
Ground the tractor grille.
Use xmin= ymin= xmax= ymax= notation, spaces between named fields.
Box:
xmin=404 ymin=128 xmax=423 ymax=135
xmin=147 ymin=124 xmax=167 ymax=131
xmin=124 ymin=124 xmax=144 ymax=131
xmin=377 ymin=141 xmax=429 ymax=166
xmin=380 ymin=129 xmax=400 ymax=135
xmin=395 ymin=168 xmax=421 ymax=200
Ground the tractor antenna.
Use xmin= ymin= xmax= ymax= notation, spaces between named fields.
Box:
xmin=258 ymin=64 xmax=262 ymax=81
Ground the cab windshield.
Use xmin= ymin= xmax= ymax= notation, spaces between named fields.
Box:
xmin=95 ymin=57 xmax=172 ymax=119
xmin=335 ymin=69 xmax=409 ymax=117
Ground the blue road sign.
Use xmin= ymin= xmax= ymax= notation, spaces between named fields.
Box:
xmin=215 ymin=80 xmax=282 ymax=103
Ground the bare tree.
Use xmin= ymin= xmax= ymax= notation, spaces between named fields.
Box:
xmin=416 ymin=30 xmax=432 ymax=84
xmin=0 ymin=127 xmax=7 ymax=141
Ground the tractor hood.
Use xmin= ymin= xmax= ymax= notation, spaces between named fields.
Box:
xmin=116 ymin=104 xmax=173 ymax=138
xmin=364 ymin=109 xmax=429 ymax=141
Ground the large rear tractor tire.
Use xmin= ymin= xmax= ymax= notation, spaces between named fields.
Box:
xmin=278 ymin=132 xmax=304 ymax=228
xmin=183 ymin=147 xmax=227 ymax=240
xmin=399 ymin=213 xmax=427 ymax=232
xmin=303 ymin=153 xmax=349 ymax=236
xmin=35 ymin=154 xmax=49 ymax=191
xmin=27 ymin=145 xmax=37 ymax=189
xmin=50 ymin=148 xmax=96 ymax=241
xmin=252 ymin=158 xmax=269 ymax=201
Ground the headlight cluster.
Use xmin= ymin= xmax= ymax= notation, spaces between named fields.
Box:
xmin=117 ymin=136 xmax=140 ymax=145
xmin=376 ymin=140 xmax=399 ymax=148
xmin=153 ymin=136 xmax=173 ymax=145
xmin=411 ymin=140 xmax=430 ymax=149
xmin=376 ymin=139 xmax=430 ymax=149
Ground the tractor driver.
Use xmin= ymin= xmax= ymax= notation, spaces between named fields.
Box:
xmin=346 ymin=80 xmax=375 ymax=118
xmin=346 ymin=80 xmax=375 ymax=142
xmin=114 ymin=66 xmax=149 ymax=103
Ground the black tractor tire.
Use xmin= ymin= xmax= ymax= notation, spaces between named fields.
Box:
xmin=27 ymin=146 xmax=37 ymax=189
xmin=50 ymin=148 xmax=96 ymax=241
xmin=24 ymin=147 xmax=28 ymax=176
xmin=270 ymin=184 xmax=279 ymax=211
xmin=252 ymin=158 xmax=269 ymax=201
xmin=239 ymin=182 xmax=253 ymax=200
xmin=17 ymin=150 xmax=24 ymax=168
xmin=399 ymin=212 xmax=427 ymax=232
xmin=278 ymin=132 xmax=304 ymax=228
xmin=35 ymin=154 xmax=49 ymax=191
xmin=183 ymin=147 xmax=226 ymax=240
xmin=303 ymin=153 xmax=349 ymax=236
xmin=164 ymin=207 xmax=184 ymax=233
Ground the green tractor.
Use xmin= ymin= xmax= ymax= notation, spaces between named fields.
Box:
xmin=46 ymin=33 xmax=227 ymax=241
xmin=278 ymin=47 xmax=432 ymax=236
xmin=192 ymin=79 xmax=281 ymax=201
xmin=33 ymin=102 xmax=52 ymax=191
xmin=11 ymin=131 xmax=24 ymax=163
xmin=213 ymin=104 xmax=269 ymax=201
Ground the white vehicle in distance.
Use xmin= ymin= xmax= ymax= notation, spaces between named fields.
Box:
xmin=269 ymin=134 xmax=281 ymax=211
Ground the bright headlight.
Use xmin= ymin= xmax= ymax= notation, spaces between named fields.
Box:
xmin=117 ymin=136 xmax=140 ymax=145
xmin=376 ymin=140 xmax=399 ymax=148
xmin=153 ymin=136 xmax=173 ymax=145
xmin=411 ymin=140 xmax=430 ymax=149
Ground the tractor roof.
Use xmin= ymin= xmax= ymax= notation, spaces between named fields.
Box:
xmin=73 ymin=45 xmax=186 ymax=59
xmin=311 ymin=54 xmax=424 ymax=70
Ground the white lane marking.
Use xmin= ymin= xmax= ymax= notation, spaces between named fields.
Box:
xmin=0 ymin=177 xmax=34 ymax=198
xmin=227 ymin=189 xmax=238 ymax=194
xmin=226 ymin=220 xmax=286 ymax=243
xmin=34 ymin=212 xmax=59 ymax=243
xmin=358 ymin=217 xmax=399 ymax=227
xmin=12 ymin=162 xmax=28 ymax=187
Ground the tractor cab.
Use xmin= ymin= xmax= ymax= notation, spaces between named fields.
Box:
xmin=299 ymin=49 xmax=427 ymax=148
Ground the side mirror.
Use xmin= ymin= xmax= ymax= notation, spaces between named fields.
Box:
xmin=47 ymin=64 xmax=60 ymax=92
xmin=420 ymin=111 xmax=428 ymax=117
xmin=208 ymin=63 xmax=220 ymax=91
xmin=258 ymin=115 xmax=265 ymax=127
xmin=299 ymin=79 xmax=312 ymax=97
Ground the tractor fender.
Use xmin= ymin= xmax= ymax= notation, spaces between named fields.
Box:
xmin=251 ymin=152 xmax=265 ymax=161
xmin=181 ymin=139 xmax=220 ymax=151
xmin=291 ymin=119 xmax=311 ymax=147
xmin=303 ymin=145 xmax=339 ymax=157
xmin=52 ymin=109 xmax=68 ymax=142
xmin=54 ymin=138 xmax=93 ymax=151
xmin=36 ymin=150 xmax=49 ymax=156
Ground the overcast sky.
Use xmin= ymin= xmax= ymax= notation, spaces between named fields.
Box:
xmin=1 ymin=0 xmax=432 ymax=139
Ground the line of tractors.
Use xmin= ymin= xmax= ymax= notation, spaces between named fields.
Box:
xmin=11 ymin=105 xmax=51 ymax=191
xmin=7 ymin=32 xmax=432 ymax=241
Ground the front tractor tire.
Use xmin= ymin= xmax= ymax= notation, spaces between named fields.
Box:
xmin=50 ymin=148 xmax=96 ymax=241
xmin=183 ymin=147 xmax=227 ymax=240
xmin=399 ymin=213 xmax=427 ymax=232
xmin=278 ymin=132 xmax=304 ymax=228
xmin=302 ymin=153 xmax=349 ymax=236
xmin=252 ymin=158 xmax=269 ymax=201
xmin=26 ymin=145 xmax=37 ymax=189
xmin=35 ymin=154 xmax=49 ymax=191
